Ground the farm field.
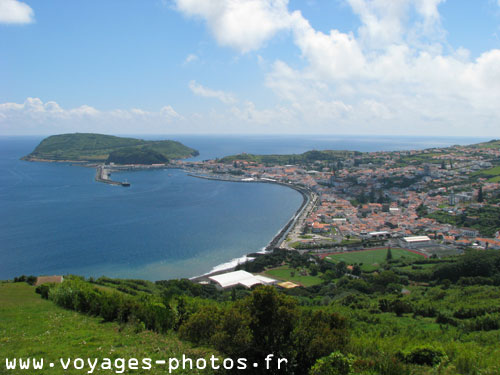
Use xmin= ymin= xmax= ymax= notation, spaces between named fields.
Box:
xmin=472 ymin=165 xmax=500 ymax=181
xmin=262 ymin=266 xmax=323 ymax=287
xmin=325 ymin=248 xmax=425 ymax=271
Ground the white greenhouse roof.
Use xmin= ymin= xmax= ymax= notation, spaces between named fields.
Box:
xmin=209 ymin=270 xmax=277 ymax=289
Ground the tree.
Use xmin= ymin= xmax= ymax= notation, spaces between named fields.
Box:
xmin=178 ymin=305 xmax=221 ymax=345
xmin=416 ymin=203 xmax=428 ymax=217
xmin=352 ymin=265 xmax=362 ymax=276
xmin=335 ymin=262 xmax=348 ymax=278
xmin=310 ymin=264 xmax=319 ymax=276
xmin=369 ymin=188 xmax=376 ymax=203
xmin=478 ymin=186 xmax=484 ymax=203
xmin=386 ymin=248 xmax=393 ymax=261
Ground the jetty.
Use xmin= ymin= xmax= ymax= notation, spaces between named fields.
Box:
xmin=95 ymin=165 xmax=130 ymax=186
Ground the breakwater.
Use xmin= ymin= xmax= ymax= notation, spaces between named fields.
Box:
xmin=95 ymin=166 xmax=130 ymax=186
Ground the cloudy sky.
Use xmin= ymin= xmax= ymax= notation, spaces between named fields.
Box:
xmin=1 ymin=0 xmax=500 ymax=136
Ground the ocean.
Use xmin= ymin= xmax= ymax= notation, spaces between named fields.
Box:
xmin=0 ymin=134 xmax=488 ymax=281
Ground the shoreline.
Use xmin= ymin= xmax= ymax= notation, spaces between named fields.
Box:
xmin=101 ymin=167 xmax=316 ymax=280
xmin=186 ymin=172 xmax=316 ymax=282
xmin=19 ymin=157 xmax=315 ymax=281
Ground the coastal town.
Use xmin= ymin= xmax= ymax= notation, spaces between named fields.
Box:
xmin=170 ymin=140 xmax=500 ymax=260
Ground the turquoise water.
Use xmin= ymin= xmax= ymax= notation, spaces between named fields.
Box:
xmin=0 ymin=135 xmax=488 ymax=280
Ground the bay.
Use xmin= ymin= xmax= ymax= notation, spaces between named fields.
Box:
xmin=0 ymin=134 xmax=488 ymax=280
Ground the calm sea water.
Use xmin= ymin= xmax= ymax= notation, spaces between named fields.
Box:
xmin=0 ymin=135 xmax=488 ymax=280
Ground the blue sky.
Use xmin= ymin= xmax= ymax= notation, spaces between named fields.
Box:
xmin=1 ymin=0 xmax=500 ymax=136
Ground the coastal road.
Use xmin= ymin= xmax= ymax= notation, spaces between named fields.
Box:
xmin=279 ymin=191 xmax=319 ymax=249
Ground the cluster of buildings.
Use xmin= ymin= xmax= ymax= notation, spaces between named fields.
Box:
xmin=180 ymin=144 xmax=500 ymax=254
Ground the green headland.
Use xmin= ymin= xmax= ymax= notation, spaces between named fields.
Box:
xmin=22 ymin=133 xmax=199 ymax=164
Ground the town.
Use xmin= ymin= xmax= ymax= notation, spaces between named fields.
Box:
xmin=175 ymin=140 xmax=500 ymax=260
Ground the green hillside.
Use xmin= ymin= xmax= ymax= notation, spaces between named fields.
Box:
xmin=0 ymin=282 xmax=215 ymax=375
xmin=22 ymin=133 xmax=199 ymax=163
xmin=219 ymin=150 xmax=360 ymax=166
xmin=4 ymin=249 xmax=500 ymax=374
xmin=471 ymin=139 xmax=500 ymax=149
xmin=106 ymin=147 xmax=169 ymax=165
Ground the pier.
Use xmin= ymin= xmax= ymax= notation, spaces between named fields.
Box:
xmin=95 ymin=165 xmax=130 ymax=186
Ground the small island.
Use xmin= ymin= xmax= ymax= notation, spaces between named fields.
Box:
xmin=23 ymin=133 xmax=199 ymax=187
xmin=22 ymin=133 xmax=199 ymax=163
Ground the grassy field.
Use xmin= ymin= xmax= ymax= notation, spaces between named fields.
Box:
xmin=476 ymin=139 xmax=500 ymax=149
xmin=0 ymin=282 xmax=215 ymax=375
xmin=325 ymin=248 xmax=425 ymax=272
xmin=472 ymin=165 xmax=500 ymax=182
xmin=262 ymin=266 xmax=323 ymax=287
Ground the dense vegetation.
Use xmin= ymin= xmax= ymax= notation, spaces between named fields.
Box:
xmin=106 ymin=147 xmax=169 ymax=165
xmin=219 ymin=150 xmax=360 ymax=166
xmin=5 ymin=249 xmax=500 ymax=374
xmin=23 ymin=133 xmax=198 ymax=162
xmin=426 ymin=205 xmax=500 ymax=237
xmin=473 ymin=139 xmax=500 ymax=149
xmin=472 ymin=166 xmax=500 ymax=182
xmin=0 ymin=282 xmax=216 ymax=375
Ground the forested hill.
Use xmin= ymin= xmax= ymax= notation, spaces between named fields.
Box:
xmin=22 ymin=133 xmax=199 ymax=163
xmin=219 ymin=150 xmax=361 ymax=166
xmin=218 ymin=139 xmax=500 ymax=166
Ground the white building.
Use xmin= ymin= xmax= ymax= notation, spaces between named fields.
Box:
xmin=208 ymin=270 xmax=277 ymax=290
xmin=401 ymin=235 xmax=432 ymax=248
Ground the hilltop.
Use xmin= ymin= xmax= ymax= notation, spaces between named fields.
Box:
xmin=472 ymin=139 xmax=500 ymax=149
xmin=22 ymin=133 xmax=199 ymax=164
xmin=219 ymin=149 xmax=360 ymax=166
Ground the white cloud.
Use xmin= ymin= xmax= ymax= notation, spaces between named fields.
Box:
xmin=291 ymin=14 xmax=366 ymax=81
xmin=188 ymin=80 xmax=237 ymax=104
xmin=5 ymin=2 xmax=500 ymax=136
xmin=160 ymin=105 xmax=184 ymax=119
xmin=259 ymin=0 xmax=500 ymax=135
xmin=184 ymin=53 xmax=199 ymax=64
xmin=174 ymin=0 xmax=294 ymax=52
xmin=0 ymin=0 xmax=34 ymax=24
xmin=0 ymin=98 xmax=186 ymax=135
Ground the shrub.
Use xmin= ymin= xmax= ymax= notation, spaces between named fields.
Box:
xmin=464 ymin=314 xmax=500 ymax=332
xmin=397 ymin=345 xmax=447 ymax=366
xmin=179 ymin=305 xmax=222 ymax=345
xmin=35 ymin=283 xmax=52 ymax=299
xmin=436 ymin=313 xmax=458 ymax=326
xmin=309 ymin=352 xmax=353 ymax=375
xmin=47 ymin=278 xmax=174 ymax=333
xmin=13 ymin=275 xmax=36 ymax=284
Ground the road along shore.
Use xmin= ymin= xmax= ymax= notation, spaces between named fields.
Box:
xmin=187 ymin=173 xmax=317 ymax=282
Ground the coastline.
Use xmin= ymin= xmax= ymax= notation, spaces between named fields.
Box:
xmin=18 ymin=154 xmax=315 ymax=281
xmin=186 ymin=172 xmax=316 ymax=282
xmin=98 ymin=166 xmax=316 ymax=280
